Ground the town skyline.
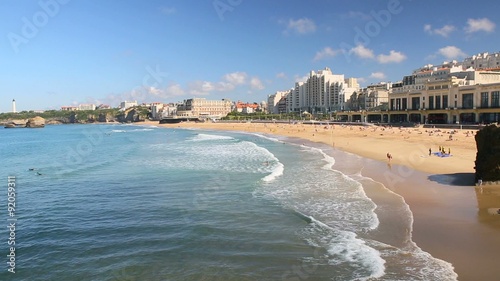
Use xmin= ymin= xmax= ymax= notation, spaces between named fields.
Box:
xmin=2 ymin=0 xmax=500 ymax=113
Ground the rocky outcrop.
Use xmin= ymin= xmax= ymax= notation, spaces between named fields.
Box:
xmin=98 ymin=112 xmax=107 ymax=122
xmin=475 ymin=125 xmax=500 ymax=182
xmin=46 ymin=119 xmax=63 ymax=125
xmin=26 ymin=116 xmax=45 ymax=128
xmin=69 ymin=112 xmax=78 ymax=123
xmin=5 ymin=119 xmax=27 ymax=127
xmin=116 ymin=109 xmax=145 ymax=123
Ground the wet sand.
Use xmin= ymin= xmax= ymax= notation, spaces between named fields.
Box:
xmin=148 ymin=120 xmax=500 ymax=281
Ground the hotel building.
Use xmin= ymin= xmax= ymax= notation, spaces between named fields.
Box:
xmin=331 ymin=52 xmax=500 ymax=124
xmin=176 ymin=98 xmax=232 ymax=119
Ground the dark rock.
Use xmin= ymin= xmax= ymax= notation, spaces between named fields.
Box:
xmin=475 ymin=125 xmax=500 ymax=182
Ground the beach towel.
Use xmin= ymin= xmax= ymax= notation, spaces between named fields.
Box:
xmin=433 ymin=152 xmax=452 ymax=158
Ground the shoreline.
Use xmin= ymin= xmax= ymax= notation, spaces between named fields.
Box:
xmin=145 ymin=120 xmax=500 ymax=280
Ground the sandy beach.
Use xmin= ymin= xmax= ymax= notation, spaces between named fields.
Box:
xmin=148 ymin=120 xmax=500 ymax=281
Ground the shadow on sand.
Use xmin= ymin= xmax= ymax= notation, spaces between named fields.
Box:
xmin=428 ymin=173 xmax=476 ymax=186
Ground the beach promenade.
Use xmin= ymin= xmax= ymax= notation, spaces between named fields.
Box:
xmin=150 ymin=120 xmax=500 ymax=281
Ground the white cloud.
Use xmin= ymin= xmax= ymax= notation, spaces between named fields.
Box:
xmin=465 ymin=18 xmax=495 ymax=33
xmin=148 ymin=86 xmax=162 ymax=96
xmin=250 ymin=77 xmax=264 ymax=90
xmin=188 ymin=81 xmax=212 ymax=96
xmin=437 ymin=46 xmax=467 ymax=59
xmin=165 ymin=84 xmax=185 ymax=97
xmin=285 ymin=18 xmax=316 ymax=35
xmin=370 ymin=72 xmax=386 ymax=80
xmin=424 ymin=24 xmax=456 ymax=37
xmin=294 ymin=74 xmax=309 ymax=83
xmin=223 ymin=71 xmax=247 ymax=85
xmin=356 ymin=77 xmax=367 ymax=85
xmin=276 ymin=72 xmax=287 ymax=79
xmin=186 ymin=71 xmax=265 ymax=95
xmin=377 ymin=50 xmax=407 ymax=64
xmin=313 ymin=47 xmax=342 ymax=61
xmin=349 ymin=45 xmax=375 ymax=59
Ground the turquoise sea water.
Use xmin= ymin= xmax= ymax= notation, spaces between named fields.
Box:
xmin=0 ymin=124 xmax=458 ymax=280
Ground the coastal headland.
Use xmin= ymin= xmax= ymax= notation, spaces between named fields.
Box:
xmin=148 ymin=120 xmax=500 ymax=281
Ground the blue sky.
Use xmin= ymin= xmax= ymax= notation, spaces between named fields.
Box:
xmin=1 ymin=0 xmax=499 ymax=112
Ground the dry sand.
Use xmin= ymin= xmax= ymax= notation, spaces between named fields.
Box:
xmin=146 ymin=120 xmax=500 ymax=281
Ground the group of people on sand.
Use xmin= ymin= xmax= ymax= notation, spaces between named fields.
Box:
xmin=429 ymin=146 xmax=451 ymax=156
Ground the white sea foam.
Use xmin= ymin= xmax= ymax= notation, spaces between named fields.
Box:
xmin=353 ymin=175 xmax=458 ymax=280
xmin=188 ymin=133 xmax=235 ymax=142
xmin=262 ymin=161 xmax=284 ymax=182
xmin=145 ymin=134 xmax=283 ymax=182
xmin=110 ymin=128 xmax=154 ymax=133
xmin=300 ymin=145 xmax=336 ymax=170
xmin=251 ymin=133 xmax=283 ymax=143
xmin=326 ymin=230 xmax=386 ymax=280
xmin=299 ymin=214 xmax=386 ymax=280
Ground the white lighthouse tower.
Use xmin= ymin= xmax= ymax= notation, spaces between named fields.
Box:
xmin=12 ymin=99 xmax=16 ymax=113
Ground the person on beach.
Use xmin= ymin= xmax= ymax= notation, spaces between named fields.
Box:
xmin=429 ymin=148 xmax=432 ymax=156
xmin=387 ymin=153 xmax=392 ymax=162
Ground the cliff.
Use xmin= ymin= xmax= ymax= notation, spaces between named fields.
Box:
xmin=116 ymin=108 xmax=146 ymax=123
xmin=475 ymin=125 xmax=500 ymax=182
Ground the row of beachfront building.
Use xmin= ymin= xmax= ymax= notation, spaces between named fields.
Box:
xmin=268 ymin=52 xmax=500 ymax=124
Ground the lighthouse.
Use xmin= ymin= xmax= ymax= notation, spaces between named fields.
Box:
xmin=12 ymin=99 xmax=16 ymax=113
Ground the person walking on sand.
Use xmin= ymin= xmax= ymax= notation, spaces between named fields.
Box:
xmin=387 ymin=152 xmax=392 ymax=163
xmin=429 ymin=148 xmax=432 ymax=156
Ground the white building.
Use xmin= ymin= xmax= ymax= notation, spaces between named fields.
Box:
xmin=286 ymin=82 xmax=306 ymax=113
xmin=162 ymin=103 xmax=178 ymax=117
xmin=150 ymin=103 xmax=164 ymax=120
xmin=177 ymin=98 xmax=232 ymax=119
xmin=78 ymin=104 xmax=96 ymax=111
xmin=463 ymin=52 xmax=500 ymax=70
xmin=267 ymin=90 xmax=290 ymax=114
xmin=120 ymin=100 xmax=138 ymax=111
xmin=303 ymin=67 xmax=359 ymax=113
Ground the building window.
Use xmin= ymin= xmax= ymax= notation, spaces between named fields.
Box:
xmin=492 ymin=91 xmax=500 ymax=108
xmin=443 ymin=95 xmax=448 ymax=108
xmin=429 ymin=96 xmax=434 ymax=110
xmin=411 ymin=97 xmax=420 ymax=110
xmin=462 ymin=93 xmax=473 ymax=109
xmin=435 ymin=96 xmax=441 ymax=109
xmin=481 ymin=92 xmax=489 ymax=108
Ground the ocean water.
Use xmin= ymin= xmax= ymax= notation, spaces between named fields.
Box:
xmin=0 ymin=124 xmax=458 ymax=280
